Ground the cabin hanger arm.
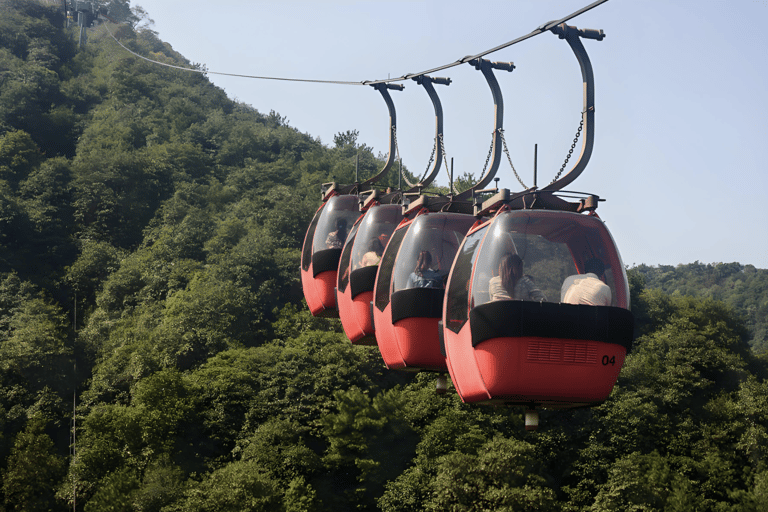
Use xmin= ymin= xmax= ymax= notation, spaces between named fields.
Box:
xmin=338 ymin=83 xmax=403 ymax=195
xmin=407 ymin=75 xmax=451 ymax=192
xmin=454 ymin=59 xmax=515 ymax=201
xmin=541 ymin=23 xmax=603 ymax=192
xmin=364 ymin=83 xmax=403 ymax=188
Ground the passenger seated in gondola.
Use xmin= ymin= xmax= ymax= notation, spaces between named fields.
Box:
xmin=561 ymin=257 xmax=612 ymax=306
xmin=489 ymin=254 xmax=546 ymax=302
xmin=406 ymin=251 xmax=444 ymax=289
xmin=325 ymin=218 xmax=348 ymax=249
xmin=361 ymin=238 xmax=384 ymax=267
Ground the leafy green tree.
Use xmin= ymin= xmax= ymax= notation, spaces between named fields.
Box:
xmin=71 ymin=150 xmax=174 ymax=247
xmin=319 ymin=386 xmax=418 ymax=509
xmin=2 ymin=416 xmax=67 ymax=511
xmin=426 ymin=436 xmax=559 ymax=511
xmin=66 ymin=239 xmax=122 ymax=312
xmin=378 ymin=405 xmax=495 ymax=512
xmin=590 ymin=451 xmax=696 ymax=511
xmin=238 ymin=418 xmax=322 ymax=483
xmin=0 ymin=130 xmax=43 ymax=189
xmin=0 ymin=183 xmax=33 ymax=273
xmin=731 ymin=469 xmax=768 ymax=511
xmin=82 ymin=468 xmax=139 ymax=512
xmin=175 ymin=461 xmax=284 ymax=512
xmin=19 ymin=156 xmax=74 ymax=237
xmin=0 ymin=273 xmax=73 ymax=404
xmin=130 ymin=461 xmax=187 ymax=512
xmin=73 ymin=369 xmax=194 ymax=502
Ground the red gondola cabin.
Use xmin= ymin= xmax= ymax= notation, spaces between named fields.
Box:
xmin=300 ymin=194 xmax=361 ymax=317
xmin=337 ymin=204 xmax=403 ymax=344
xmin=373 ymin=212 xmax=476 ymax=371
xmin=442 ymin=209 xmax=634 ymax=407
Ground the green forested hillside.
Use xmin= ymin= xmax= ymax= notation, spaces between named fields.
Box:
xmin=634 ymin=262 xmax=768 ymax=353
xmin=2 ymin=1 xmax=768 ymax=510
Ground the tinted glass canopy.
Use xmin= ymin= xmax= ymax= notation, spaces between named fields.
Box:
xmin=312 ymin=195 xmax=361 ymax=254
xmin=350 ymin=205 xmax=403 ymax=273
xmin=391 ymin=213 xmax=477 ymax=294
xmin=446 ymin=210 xmax=629 ymax=332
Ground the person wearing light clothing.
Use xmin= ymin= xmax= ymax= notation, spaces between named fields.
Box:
xmin=489 ymin=253 xmax=546 ymax=302
xmin=561 ymin=258 xmax=612 ymax=306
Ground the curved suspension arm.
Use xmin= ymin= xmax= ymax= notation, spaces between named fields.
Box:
xmin=454 ymin=59 xmax=515 ymax=201
xmin=407 ymin=75 xmax=451 ymax=191
xmin=541 ymin=23 xmax=603 ymax=192
xmin=338 ymin=83 xmax=402 ymax=195
xmin=360 ymin=83 xmax=404 ymax=188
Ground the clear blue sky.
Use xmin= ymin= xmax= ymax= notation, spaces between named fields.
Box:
xmin=128 ymin=0 xmax=768 ymax=269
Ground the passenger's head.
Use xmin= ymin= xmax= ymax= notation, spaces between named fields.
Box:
xmin=369 ymin=237 xmax=384 ymax=255
xmin=585 ymin=258 xmax=605 ymax=277
xmin=415 ymin=250 xmax=432 ymax=272
xmin=499 ymin=253 xmax=523 ymax=290
xmin=335 ymin=218 xmax=347 ymax=231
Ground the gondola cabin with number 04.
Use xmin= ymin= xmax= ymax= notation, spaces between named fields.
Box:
xmin=301 ymin=194 xmax=362 ymax=317
xmin=442 ymin=206 xmax=634 ymax=408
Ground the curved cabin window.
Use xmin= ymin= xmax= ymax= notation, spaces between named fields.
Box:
xmin=391 ymin=214 xmax=476 ymax=294
xmin=373 ymin=224 xmax=409 ymax=312
xmin=470 ymin=210 xmax=629 ymax=310
xmin=336 ymin=222 xmax=360 ymax=293
xmin=312 ymin=195 xmax=361 ymax=254
xmin=444 ymin=225 xmax=488 ymax=334
xmin=350 ymin=205 xmax=402 ymax=272
xmin=301 ymin=206 xmax=323 ymax=272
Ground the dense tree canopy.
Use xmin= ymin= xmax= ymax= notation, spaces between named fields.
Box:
xmin=0 ymin=1 xmax=767 ymax=510
xmin=635 ymin=262 xmax=768 ymax=353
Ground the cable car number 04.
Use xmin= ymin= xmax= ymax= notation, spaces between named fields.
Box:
xmin=602 ymin=355 xmax=616 ymax=366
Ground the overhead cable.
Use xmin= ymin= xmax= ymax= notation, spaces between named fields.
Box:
xmin=103 ymin=0 xmax=609 ymax=86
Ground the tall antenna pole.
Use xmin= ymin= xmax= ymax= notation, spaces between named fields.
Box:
xmin=72 ymin=366 xmax=76 ymax=512
xmin=72 ymin=290 xmax=77 ymax=511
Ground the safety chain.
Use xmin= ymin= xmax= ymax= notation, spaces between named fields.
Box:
xmin=499 ymin=128 xmax=528 ymax=190
xmin=422 ymin=138 xmax=437 ymax=183
xmin=394 ymin=126 xmax=418 ymax=188
xmin=480 ymin=130 xmax=496 ymax=176
xmin=551 ymin=115 xmax=584 ymax=185
xmin=393 ymin=125 xmax=400 ymax=163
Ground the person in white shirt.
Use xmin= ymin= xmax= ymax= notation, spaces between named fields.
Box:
xmin=561 ymin=258 xmax=612 ymax=306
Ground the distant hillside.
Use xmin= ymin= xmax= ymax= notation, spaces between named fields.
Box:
xmin=633 ymin=262 xmax=768 ymax=352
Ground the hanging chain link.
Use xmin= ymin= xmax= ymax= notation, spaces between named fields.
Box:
xmin=480 ymin=130 xmax=496 ymax=176
xmin=393 ymin=125 xmax=400 ymax=163
xmin=394 ymin=125 xmax=418 ymax=188
xmin=422 ymin=137 xmax=437 ymax=183
xmin=551 ymin=115 xmax=584 ymax=185
xmin=499 ymin=128 xmax=528 ymax=190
